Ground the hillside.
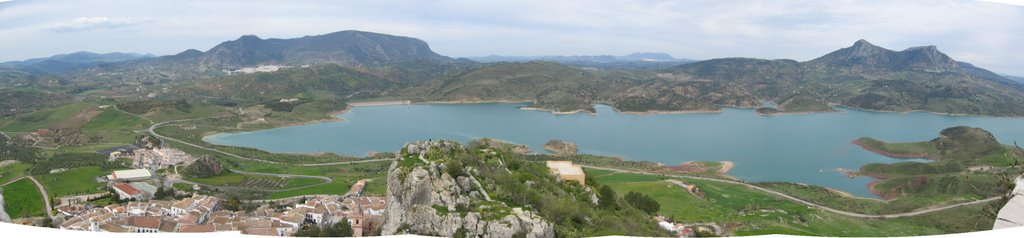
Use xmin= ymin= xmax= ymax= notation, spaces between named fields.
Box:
xmin=197 ymin=31 xmax=451 ymax=67
xmin=853 ymin=126 xmax=1024 ymax=200
xmin=467 ymin=52 xmax=696 ymax=70
xmin=661 ymin=40 xmax=1024 ymax=116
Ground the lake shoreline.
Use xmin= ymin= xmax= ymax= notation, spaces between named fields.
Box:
xmin=202 ymin=101 xmax=1024 ymax=199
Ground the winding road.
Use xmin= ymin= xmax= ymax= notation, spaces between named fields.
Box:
xmin=581 ymin=165 xmax=1002 ymax=219
xmin=146 ymin=119 xmax=393 ymax=166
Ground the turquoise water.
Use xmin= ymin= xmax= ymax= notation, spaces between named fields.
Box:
xmin=205 ymin=103 xmax=1024 ymax=198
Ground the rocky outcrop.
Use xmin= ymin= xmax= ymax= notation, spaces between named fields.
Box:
xmin=543 ymin=140 xmax=577 ymax=155
xmin=184 ymin=156 xmax=224 ymax=178
xmin=381 ymin=161 xmax=554 ymax=237
xmin=0 ymin=188 xmax=11 ymax=223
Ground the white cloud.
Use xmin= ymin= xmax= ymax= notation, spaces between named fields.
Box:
xmin=45 ymin=16 xmax=148 ymax=32
xmin=980 ymin=0 xmax=1024 ymax=7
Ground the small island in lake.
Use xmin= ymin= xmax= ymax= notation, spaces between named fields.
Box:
xmin=543 ymin=139 xmax=578 ymax=155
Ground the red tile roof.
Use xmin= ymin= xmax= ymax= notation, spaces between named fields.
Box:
xmin=179 ymin=224 xmax=216 ymax=233
xmin=113 ymin=183 xmax=142 ymax=196
xmin=129 ymin=216 xmax=161 ymax=229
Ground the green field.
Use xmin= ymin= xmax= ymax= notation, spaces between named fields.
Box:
xmin=2 ymin=178 xmax=46 ymax=218
xmin=81 ymin=108 xmax=151 ymax=131
xmin=36 ymin=166 xmax=110 ymax=197
xmin=0 ymin=102 xmax=95 ymax=132
xmin=590 ymin=168 xmax=996 ymax=236
xmin=361 ymin=176 xmax=388 ymax=196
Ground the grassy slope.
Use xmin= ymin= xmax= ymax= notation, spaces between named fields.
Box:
xmin=855 ymin=137 xmax=937 ymax=158
xmin=0 ymin=102 xmax=95 ymax=132
xmin=81 ymin=108 xmax=151 ymax=131
xmin=2 ymin=178 xmax=46 ymax=218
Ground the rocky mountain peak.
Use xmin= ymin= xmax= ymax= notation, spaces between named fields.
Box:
xmin=842 ymin=39 xmax=891 ymax=58
xmin=900 ymin=45 xmax=958 ymax=72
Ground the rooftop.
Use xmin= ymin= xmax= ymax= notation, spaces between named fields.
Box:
xmin=113 ymin=183 xmax=143 ymax=196
xmin=111 ymin=169 xmax=153 ymax=179
xmin=129 ymin=216 xmax=161 ymax=229
xmin=179 ymin=224 xmax=216 ymax=233
xmin=546 ymin=161 xmax=585 ymax=176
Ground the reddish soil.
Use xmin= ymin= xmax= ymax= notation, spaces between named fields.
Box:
xmin=851 ymin=139 xmax=930 ymax=159
xmin=54 ymin=105 xmax=101 ymax=129
xmin=866 ymin=180 xmax=897 ymax=201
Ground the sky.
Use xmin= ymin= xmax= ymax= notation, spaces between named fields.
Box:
xmin=1 ymin=0 xmax=1023 ymax=75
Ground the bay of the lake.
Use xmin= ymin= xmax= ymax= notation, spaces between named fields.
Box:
xmin=204 ymin=103 xmax=1024 ymax=198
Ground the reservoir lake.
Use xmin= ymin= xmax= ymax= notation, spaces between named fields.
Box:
xmin=205 ymin=103 xmax=1024 ymax=198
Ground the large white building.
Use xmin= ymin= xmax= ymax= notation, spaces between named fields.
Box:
xmin=546 ymin=161 xmax=586 ymax=185
xmin=108 ymin=169 xmax=153 ymax=181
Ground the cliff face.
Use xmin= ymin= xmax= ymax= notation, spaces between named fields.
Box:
xmin=381 ymin=161 xmax=554 ymax=237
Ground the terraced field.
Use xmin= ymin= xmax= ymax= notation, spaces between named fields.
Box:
xmin=184 ymin=172 xmax=323 ymax=190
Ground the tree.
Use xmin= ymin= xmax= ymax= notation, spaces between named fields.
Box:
xmin=224 ymin=196 xmax=243 ymax=211
xmin=333 ymin=218 xmax=354 ymax=237
xmin=295 ymin=224 xmax=321 ymax=237
xmin=624 ymin=191 xmax=660 ymax=214
xmin=598 ymin=185 xmax=618 ymax=209
xmin=41 ymin=217 xmax=54 ymax=228
xmin=154 ymin=186 xmax=177 ymax=199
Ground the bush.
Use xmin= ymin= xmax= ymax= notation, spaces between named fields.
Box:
xmin=624 ymin=191 xmax=660 ymax=214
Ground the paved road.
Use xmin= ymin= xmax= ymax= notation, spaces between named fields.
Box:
xmin=25 ymin=176 xmax=56 ymax=220
xmin=582 ymin=165 xmax=1001 ymax=219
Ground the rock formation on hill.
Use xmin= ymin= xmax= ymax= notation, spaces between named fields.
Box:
xmin=380 ymin=145 xmax=554 ymax=237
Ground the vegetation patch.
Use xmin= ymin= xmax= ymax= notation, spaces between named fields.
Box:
xmin=36 ymin=166 xmax=111 ymax=197
xmin=2 ymin=178 xmax=46 ymax=218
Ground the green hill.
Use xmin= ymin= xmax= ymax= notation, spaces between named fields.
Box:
xmin=854 ymin=126 xmax=1024 ymax=200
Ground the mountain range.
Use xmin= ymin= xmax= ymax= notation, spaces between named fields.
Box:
xmin=468 ymin=52 xmax=691 ymax=63
xmin=4 ymin=30 xmax=1024 ymax=117
xmin=0 ymin=51 xmax=153 ymax=74
xmin=467 ymin=52 xmax=695 ymax=70
xmin=1003 ymin=74 xmax=1024 ymax=84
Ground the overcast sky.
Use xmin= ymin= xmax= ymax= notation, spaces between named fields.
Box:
xmin=1 ymin=0 xmax=1023 ymax=74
